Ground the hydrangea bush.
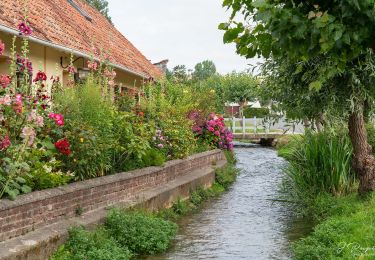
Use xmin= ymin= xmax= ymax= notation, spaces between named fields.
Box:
xmin=193 ymin=113 xmax=234 ymax=151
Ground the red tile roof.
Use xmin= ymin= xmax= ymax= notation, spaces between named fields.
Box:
xmin=0 ymin=0 xmax=162 ymax=79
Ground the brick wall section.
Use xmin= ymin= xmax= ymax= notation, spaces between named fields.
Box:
xmin=0 ymin=150 xmax=224 ymax=242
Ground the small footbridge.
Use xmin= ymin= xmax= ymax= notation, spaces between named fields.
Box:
xmin=225 ymin=117 xmax=304 ymax=145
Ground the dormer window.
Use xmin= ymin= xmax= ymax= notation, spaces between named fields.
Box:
xmin=67 ymin=0 xmax=93 ymax=22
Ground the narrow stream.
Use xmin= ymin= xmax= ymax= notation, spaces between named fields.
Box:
xmin=146 ymin=145 xmax=312 ymax=259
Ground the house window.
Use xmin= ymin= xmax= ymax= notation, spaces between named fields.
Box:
xmin=67 ymin=0 xmax=93 ymax=22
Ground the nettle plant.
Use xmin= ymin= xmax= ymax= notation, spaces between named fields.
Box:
xmin=0 ymin=22 xmax=72 ymax=199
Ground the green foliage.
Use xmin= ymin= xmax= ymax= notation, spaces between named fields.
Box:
xmin=366 ymin=123 xmax=375 ymax=153
xmin=282 ymin=132 xmax=355 ymax=197
xmin=54 ymin=79 xmax=116 ymax=179
xmin=86 ymin=0 xmax=112 ymax=23
xmin=215 ymin=164 xmax=238 ymax=190
xmin=293 ymin=193 xmax=375 ymax=260
xmin=243 ymin=107 xmax=269 ymax=118
xmin=222 ymin=72 xmax=258 ymax=106
xmin=193 ymin=60 xmax=217 ymax=81
xmin=141 ymin=149 xmax=165 ymax=167
xmin=105 ymin=209 xmax=177 ymax=255
xmin=52 ymin=227 xmax=131 ymax=260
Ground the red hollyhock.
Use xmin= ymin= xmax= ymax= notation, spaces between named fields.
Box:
xmin=55 ymin=138 xmax=71 ymax=156
xmin=34 ymin=71 xmax=47 ymax=82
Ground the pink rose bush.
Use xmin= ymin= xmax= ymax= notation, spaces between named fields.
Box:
xmin=193 ymin=113 xmax=234 ymax=151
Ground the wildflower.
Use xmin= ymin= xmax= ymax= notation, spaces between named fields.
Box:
xmin=0 ymin=75 xmax=11 ymax=88
xmin=80 ymin=138 xmax=84 ymax=143
xmin=55 ymin=138 xmax=71 ymax=156
xmin=138 ymin=111 xmax=144 ymax=117
xmin=0 ymin=40 xmax=4 ymax=56
xmin=158 ymin=143 xmax=164 ymax=148
xmin=21 ymin=126 xmax=36 ymax=146
xmin=33 ymin=71 xmax=47 ymax=82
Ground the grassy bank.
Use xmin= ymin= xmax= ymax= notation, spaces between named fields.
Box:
xmin=52 ymin=151 xmax=238 ymax=260
xmin=277 ymin=133 xmax=375 ymax=259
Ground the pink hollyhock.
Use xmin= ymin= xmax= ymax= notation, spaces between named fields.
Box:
xmin=108 ymin=80 xmax=115 ymax=87
xmin=36 ymin=116 xmax=44 ymax=127
xmin=21 ymin=127 xmax=36 ymax=146
xmin=0 ymin=40 xmax=4 ymax=56
xmin=0 ymin=95 xmax=11 ymax=106
xmin=49 ymin=113 xmax=55 ymax=119
xmin=87 ymin=61 xmax=98 ymax=71
xmin=214 ymin=131 xmax=220 ymax=137
xmin=67 ymin=66 xmax=76 ymax=74
xmin=207 ymin=127 xmax=214 ymax=132
xmin=0 ymin=135 xmax=11 ymax=151
xmin=18 ymin=22 xmax=33 ymax=36
xmin=0 ymin=75 xmax=11 ymax=88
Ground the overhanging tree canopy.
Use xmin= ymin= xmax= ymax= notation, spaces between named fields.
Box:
xmin=220 ymin=0 xmax=375 ymax=194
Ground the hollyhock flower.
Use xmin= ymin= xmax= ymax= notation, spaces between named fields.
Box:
xmin=0 ymin=75 xmax=11 ymax=88
xmin=49 ymin=113 xmax=55 ymax=119
xmin=0 ymin=135 xmax=11 ymax=151
xmin=87 ymin=61 xmax=98 ymax=71
xmin=36 ymin=116 xmax=44 ymax=127
xmin=19 ymin=22 xmax=32 ymax=36
xmin=67 ymin=66 xmax=76 ymax=74
xmin=55 ymin=138 xmax=71 ymax=156
xmin=15 ymin=94 xmax=22 ymax=103
xmin=18 ymin=22 xmax=33 ymax=36
xmin=214 ymin=131 xmax=220 ymax=137
xmin=33 ymin=71 xmax=47 ymax=82
xmin=0 ymin=95 xmax=11 ymax=106
xmin=207 ymin=127 xmax=214 ymax=132
xmin=27 ymin=110 xmax=37 ymax=122
xmin=0 ymin=40 xmax=4 ymax=56
xmin=21 ymin=127 xmax=36 ymax=146
xmin=108 ymin=80 xmax=115 ymax=87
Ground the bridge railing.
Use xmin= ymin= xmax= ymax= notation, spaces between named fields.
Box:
xmin=224 ymin=117 xmax=304 ymax=135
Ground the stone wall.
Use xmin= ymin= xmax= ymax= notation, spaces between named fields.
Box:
xmin=0 ymin=150 xmax=225 ymax=243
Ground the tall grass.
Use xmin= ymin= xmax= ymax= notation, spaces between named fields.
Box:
xmin=282 ymin=131 xmax=355 ymax=197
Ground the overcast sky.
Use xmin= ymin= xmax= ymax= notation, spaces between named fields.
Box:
xmin=108 ymin=0 xmax=260 ymax=74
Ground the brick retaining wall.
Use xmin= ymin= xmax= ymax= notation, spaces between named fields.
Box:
xmin=0 ymin=149 xmax=224 ymax=243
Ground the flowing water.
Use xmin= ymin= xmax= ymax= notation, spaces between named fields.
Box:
xmin=145 ymin=144 xmax=313 ymax=260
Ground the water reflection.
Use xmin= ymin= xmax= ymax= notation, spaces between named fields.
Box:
xmin=144 ymin=146 xmax=312 ymax=260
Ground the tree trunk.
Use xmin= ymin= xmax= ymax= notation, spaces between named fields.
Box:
xmin=348 ymin=111 xmax=375 ymax=195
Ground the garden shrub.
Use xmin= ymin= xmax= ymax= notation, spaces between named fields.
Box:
xmin=141 ymin=149 xmax=165 ymax=167
xmin=105 ymin=209 xmax=177 ymax=255
xmin=243 ymin=107 xmax=270 ymax=118
xmin=51 ymin=227 xmax=131 ymax=260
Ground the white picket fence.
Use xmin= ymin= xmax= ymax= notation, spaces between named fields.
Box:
xmin=224 ymin=117 xmax=304 ymax=135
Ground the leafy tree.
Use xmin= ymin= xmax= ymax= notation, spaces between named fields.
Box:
xmin=193 ymin=60 xmax=217 ymax=81
xmin=223 ymin=72 xmax=258 ymax=117
xmin=86 ymin=0 xmax=112 ymax=23
xmin=171 ymin=65 xmax=189 ymax=83
xmin=220 ymin=0 xmax=375 ymax=194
